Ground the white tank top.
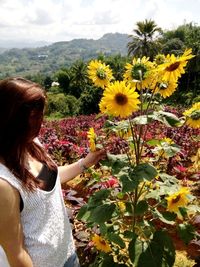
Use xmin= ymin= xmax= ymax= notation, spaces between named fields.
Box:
xmin=0 ymin=163 xmax=75 ymax=267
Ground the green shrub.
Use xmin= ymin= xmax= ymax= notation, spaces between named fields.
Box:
xmin=78 ymin=85 xmax=103 ymax=115
xmin=45 ymin=93 xmax=78 ymax=118
xmin=192 ymin=95 xmax=200 ymax=103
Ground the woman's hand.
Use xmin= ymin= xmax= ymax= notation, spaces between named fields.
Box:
xmin=82 ymin=149 xmax=107 ymax=169
xmin=59 ymin=149 xmax=107 ymax=184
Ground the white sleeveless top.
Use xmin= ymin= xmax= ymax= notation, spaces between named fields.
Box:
xmin=0 ymin=163 xmax=75 ymax=267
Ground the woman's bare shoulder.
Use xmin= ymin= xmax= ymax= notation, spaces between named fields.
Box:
xmin=0 ymin=178 xmax=20 ymax=222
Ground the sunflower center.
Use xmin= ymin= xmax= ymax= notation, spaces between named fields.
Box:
xmin=190 ymin=110 xmax=200 ymax=120
xmin=115 ymin=93 xmax=128 ymax=105
xmin=155 ymin=54 xmax=165 ymax=65
xmin=96 ymin=68 xmax=107 ymax=79
xmin=131 ymin=63 xmax=147 ymax=80
xmin=172 ymin=194 xmax=181 ymax=204
xmin=166 ymin=62 xmax=180 ymax=72
xmin=159 ymin=82 xmax=168 ymax=90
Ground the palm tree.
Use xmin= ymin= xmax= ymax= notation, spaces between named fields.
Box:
xmin=69 ymin=60 xmax=88 ymax=98
xmin=127 ymin=19 xmax=163 ymax=59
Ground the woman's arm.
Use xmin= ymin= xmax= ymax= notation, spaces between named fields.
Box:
xmin=58 ymin=150 xmax=106 ymax=184
xmin=0 ymin=179 xmax=33 ymax=267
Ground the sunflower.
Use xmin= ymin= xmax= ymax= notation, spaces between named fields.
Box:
xmin=154 ymin=54 xmax=166 ymax=65
xmin=92 ymin=234 xmax=111 ymax=253
xmin=87 ymin=127 xmax=96 ymax=152
xmin=166 ymin=187 xmax=190 ymax=213
xmin=158 ymin=49 xmax=195 ymax=82
xmin=99 ymin=99 xmax=108 ymax=114
xmin=124 ymin=56 xmax=154 ymax=90
xmin=87 ymin=60 xmax=113 ymax=89
xmin=100 ymin=81 xmax=140 ymax=118
xmin=183 ymin=102 xmax=200 ymax=128
xmin=154 ymin=79 xmax=178 ymax=98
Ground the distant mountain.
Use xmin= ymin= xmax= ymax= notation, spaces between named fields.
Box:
xmin=0 ymin=40 xmax=51 ymax=49
xmin=0 ymin=33 xmax=129 ymax=78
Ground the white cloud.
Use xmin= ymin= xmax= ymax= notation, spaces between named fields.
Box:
xmin=0 ymin=0 xmax=199 ymax=43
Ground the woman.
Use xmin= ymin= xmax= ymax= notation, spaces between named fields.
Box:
xmin=0 ymin=77 xmax=105 ymax=267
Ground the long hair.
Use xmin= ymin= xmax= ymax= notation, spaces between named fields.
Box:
xmin=0 ymin=77 xmax=56 ymax=190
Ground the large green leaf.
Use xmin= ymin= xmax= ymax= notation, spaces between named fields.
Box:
xmin=132 ymin=115 xmax=153 ymax=125
xmin=87 ymin=189 xmax=111 ymax=208
xmin=129 ymin=236 xmax=144 ymax=264
xmin=135 ymin=200 xmax=148 ymax=215
xmin=77 ymin=204 xmax=91 ymax=221
xmin=177 ymin=223 xmax=196 ymax=245
xmin=107 ymin=233 xmax=126 ymax=248
xmin=153 ymin=209 xmax=176 ymax=225
xmin=152 ymin=110 xmax=183 ymax=127
xmin=136 ymin=230 xmax=175 ymax=267
xmin=101 ymin=153 xmax=129 ymax=175
xmin=120 ymin=173 xmax=139 ymax=192
xmin=133 ymin=163 xmax=158 ymax=181
xmin=89 ymin=203 xmax=116 ymax=224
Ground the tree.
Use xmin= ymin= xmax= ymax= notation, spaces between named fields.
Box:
xmin=127 ymin=19 xmax=163 ymax=59
xmin=69 ymin=60 xmax=88 ymax=98
xmin=54 ymin=69 xmax=71 ymax=94
xmin=105 ymin=54 xmax=127 ymax=81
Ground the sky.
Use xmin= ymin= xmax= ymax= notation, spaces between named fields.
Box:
xmin=0 ymin=0 xmax=200 ymax=44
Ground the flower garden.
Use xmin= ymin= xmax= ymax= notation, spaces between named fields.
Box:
xmin=39 ymin=49 xmax=200 ymax=267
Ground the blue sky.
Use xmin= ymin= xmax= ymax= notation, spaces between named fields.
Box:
xmin=0 ymin=0 xmax=200 ymax=43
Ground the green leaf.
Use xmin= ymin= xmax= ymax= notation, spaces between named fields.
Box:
xmin=100 ymin=223 xmax=108 ymax=236
xmin=154 ymin=209 xmax=176 ymax=225
xmin=89 ymin=203 xmax=116 ymax=224
xmin=107 ymin=233 xmax=126 ymax=248
xmin=133 ymin=163 xmax=158 ymax=181
xmin=124 ymin=231 xmax=136 ymax=239
xmin=77 ymin=204 xmax=91 ymax=221
xmin=132 ymin=115 xmax=152 ymax=125
xmin=135 ymin=200 xmax=148 ymax=215
xmin=178 ymin=223 xmax=196 ymax=245
xmin=88 ymin=189 xmax=111 ymax=208
xmin=128 ymin=234 xmax=138 ymax=263
xmin=152 ymin=111 xmax=182 ymax=127
xmin=120 ymin=173 xmax=139 ymax=192
xmin=137 ymin=230 xmax=175 ymax=267
xmin=102 ymin=153 xmax=129 ymax=175
xmin=147 ymin=139 xmax=161 ymax=146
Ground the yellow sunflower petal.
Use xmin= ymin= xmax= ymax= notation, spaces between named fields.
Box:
xmin=101 ymin=81 xmax=140 ymax=118
xmin=123 ymin=56 xmax=154 ymax=90
xmin=92 ymin=234 xmax=111 ymax=253
xmin=87 ymin=127 xmax=97 ymax=152
xmin=166 ymin=187 xmax=190 ymax=213
xmin=88 ymin=60 xmax=113 ymax=89
xmin=183 ymin=102 xmax=200 ymax=128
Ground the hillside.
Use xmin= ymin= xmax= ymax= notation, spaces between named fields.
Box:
xmin=0 ymin=33 xmax=129 ymax=78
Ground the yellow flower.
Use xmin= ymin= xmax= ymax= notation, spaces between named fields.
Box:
xmin=88 ymin=60 xmax=113 ymax=89
xmin=166 ymin=187 xmax=190 ymax=213
xmin=124 ymin=56 xmax=154 ymax=90
xmin=92 ymin=234 xmax=111 ymax=253
xmin=117 ymin=201 xmax=126 ymax=212
xmin=99 ymin=99 xmax=108 ymax=114
xmin=183 ymin=102 xmax=200 ymax=128
xmin=87 ymin=127 xmax=96 ymax=152
xmin=154 ymin=79 xmax=178 ymax=98
xmin=158 ymin=49 xmax=195 ymax=82
xmin=161 ymin=137 xmax=174 ymax=145
xmin=191 ymin=148 xmax=200 ymax=171
xmin=116 ymin=127 xmax=132 ymax=139
xmin=100 ymin=81 xmax=140 ymax=118
xmin=154 ymin=54 xmax=166 ymax=65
